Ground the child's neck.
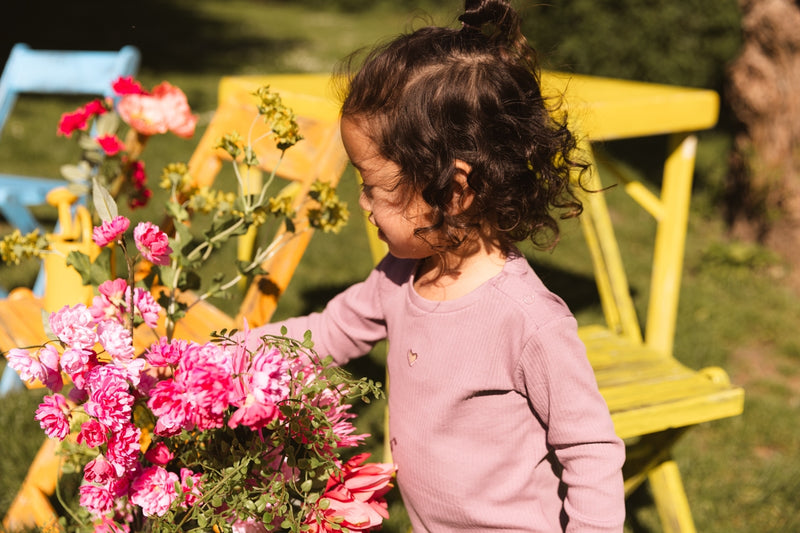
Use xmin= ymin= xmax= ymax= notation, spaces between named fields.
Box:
xmin=414 ymin=244 xmax=507 ymax=302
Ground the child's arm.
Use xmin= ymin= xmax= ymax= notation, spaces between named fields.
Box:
xmin=521 ymin=315 xmax=626 ymax=532
xmin=246 ymin=256 xmax=394 ymax=365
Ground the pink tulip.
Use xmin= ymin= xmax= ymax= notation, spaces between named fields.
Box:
xmin=306 ymin=453 xmax=396 ymax=532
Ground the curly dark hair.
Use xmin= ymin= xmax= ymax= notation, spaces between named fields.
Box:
xmin=338 ymin=0 xmax=586 ymax=258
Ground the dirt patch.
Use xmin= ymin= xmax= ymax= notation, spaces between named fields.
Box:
xmin=730 ymin=342 xmax=800 ymax=407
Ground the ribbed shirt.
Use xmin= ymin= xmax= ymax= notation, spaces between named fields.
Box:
xmin=250 ymin=252 xmax=625 ymax=532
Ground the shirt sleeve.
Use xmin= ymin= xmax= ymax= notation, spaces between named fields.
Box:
xmin=519 ymin=315 xmax=626 ymax=532
xmin=245 ymin=257 xmax=392 ymax=365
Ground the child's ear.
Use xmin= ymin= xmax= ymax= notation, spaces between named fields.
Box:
xmin=450 ymin=159 xmax=474 ymax=215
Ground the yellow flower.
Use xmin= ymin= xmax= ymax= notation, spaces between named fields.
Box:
xmin=0 ymin=229 xmax=49 ymax=264
xmin=160 ymin=162 xmax=194 ymax=194
xmin=252 ymin=86 xmax=303 ymax=150
xmin=307 ymin=181 xmax=349 ymax=234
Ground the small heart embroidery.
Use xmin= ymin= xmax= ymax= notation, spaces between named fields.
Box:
xmin=407 ymin=349 xmax=418 ymax=367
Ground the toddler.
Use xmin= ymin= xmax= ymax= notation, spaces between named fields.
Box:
xmin=252 ymin=0 xmax=625 ymax=530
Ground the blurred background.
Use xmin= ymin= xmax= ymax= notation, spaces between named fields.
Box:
xmin=2 ymin=1 xmax=799 ymax=531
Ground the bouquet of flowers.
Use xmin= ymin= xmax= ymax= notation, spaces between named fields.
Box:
xmin=57 ymin=76 xmax=198 ymax=209
xmin=3 ymin=79 xmax=395 ymax=533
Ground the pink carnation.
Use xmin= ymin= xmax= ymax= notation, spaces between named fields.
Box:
xmin=37 ymin=344 xmax=64 ymax=392
xmin=130 ymin=159 xmax=147 ymax=188
xmin=79 ymin=482 xmax=115 ymax=517
xmin=228 ymin=345 xmax=289 ymax=430
xmin=93 ymin=216 xmax=130 ymax=248
xmin=83 ymin=365 xmax=135 ymax=432
xmin=84 ymin=455 xmax=117 ymax=484
xmin=112 ymin=76 xmax=148 ymax=96
xmin=49 ymin=304 xmax=98 ymax=350
xmin=6 ymin=348 xmax=44 ymax=384
xmin=231 ymin=518 xmax=269 ymax=533
xmin=144 ymin=442 xmax=174 ymax=466
xmin=129 ymin=466 xmax=179 ymax=517
xmin=127 ymin=161 xmax=151 ymax=209
xmin=148 ymin=342 xmax=233 ymax=435
xmin=96 ymin=133 xmax=126 ymax=156
xmin=90 ymin=278 xmax=129 ymax=323
xmin=133 ymin=221 xmax=172 ymax=266
xmin=144 ymin=337 xmax=193 ymax=367
xmin=106 ymin=423 xmax=142 ymax=476
xmin=133 ymin=287 xmax=160 ymax=328
xmin=57 ymin=107 xmax=89 ymax=137
xmin=35 ymin=394 xmax=71 ymax=440
xmin=92 ymin=515 xmax=130 ymax=533
xmin=84 ymin=98 xmax=109 ymax=116
xmin=56 ymin=99 xmax=108 ymax=137
xmin=148 ymin=379 xmax=189 ymax=437
xmin=178 ymin=468 xmax=203 ymax=508
xmin=97 ymin=320 xmax=135 ymax=363
xmin=77 ymin=418 xmax=109 ymax=448
xmin=61 ymin=347 xmax=91 ymax=378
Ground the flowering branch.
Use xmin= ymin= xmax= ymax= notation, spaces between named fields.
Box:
xmin=2 ymin=83 xmax=392 ymax=533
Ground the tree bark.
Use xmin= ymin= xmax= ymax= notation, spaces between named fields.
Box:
xmin=726 ymin=0 xmax=800 ymax=264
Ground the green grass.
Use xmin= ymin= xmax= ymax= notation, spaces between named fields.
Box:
xmin=2 ymin=2 xmax=800 ymax=532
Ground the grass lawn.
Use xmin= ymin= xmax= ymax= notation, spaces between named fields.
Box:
xmin=2 ymin=2 xmax=800 ymax=532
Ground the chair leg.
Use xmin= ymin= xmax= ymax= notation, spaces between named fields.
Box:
xmin=0 ymin=364 xmax=26 ymax=396
xmin=647 ymin=458 xmax=697 ymax=533
xmin=2 ymin=438 xmax=61 ymax=532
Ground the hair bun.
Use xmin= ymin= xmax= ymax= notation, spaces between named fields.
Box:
xmin=458 ymin=0 xmax=513 ymax=32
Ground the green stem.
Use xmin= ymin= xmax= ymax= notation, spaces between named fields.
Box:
xmin=185 ymin=230 xmax=301 ymax=311
xmin=119 ymin=237 xmax=136 ymax=339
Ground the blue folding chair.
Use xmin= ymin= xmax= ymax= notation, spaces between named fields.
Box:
xmin=0 ymin=43 xmax=140 ymax=395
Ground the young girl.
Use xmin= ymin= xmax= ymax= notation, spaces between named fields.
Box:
xmin=252 ymin=0 xmax=625 ymax=530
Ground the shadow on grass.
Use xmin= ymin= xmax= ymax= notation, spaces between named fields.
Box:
xmin=0 ymin=0 xmax=302 ymax=75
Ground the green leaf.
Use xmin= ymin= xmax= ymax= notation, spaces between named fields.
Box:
xmin=95 ymin=111 xmax=119 ymax=136
xmin=165 ymin=200 xmax=190 ymax=223
xmin=60 ymin=163 xmax=91 ymax=182
xmin=65 ymin=251 xmax=94 ymax=285
xmin=78 ymin=134 xmax=100 ymax=151
xmin=159 ymin=266 xmax=175 ymax=288
xmin=88 ymin=248 xmax=113 ymax=287
xmin=41 ymin=309 xmax=58 ymax=342
xmin=178 ymin=269 xmax=201 ymax=291
xmin=92 ymin=177 xmax=119 ymax=222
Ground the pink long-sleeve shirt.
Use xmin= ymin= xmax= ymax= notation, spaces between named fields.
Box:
xmin=251 ymin=252 xmax=625 ymax=532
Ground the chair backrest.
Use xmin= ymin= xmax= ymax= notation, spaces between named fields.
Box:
xmin=0 ymin=43 xmax=141 ymax=135
xmin=0 ymin=43 xmax=140 ymax=299
xmin=182 ymin=74 xmax=349 ymax=329
xmin=577 ymin=133 xmax=698 ymax=357
xmin=0 ymin=43 xmax=141 ymax=233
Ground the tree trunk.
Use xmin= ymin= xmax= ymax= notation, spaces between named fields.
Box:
xmin=726 ymin=0 xmax=800 ymax=270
